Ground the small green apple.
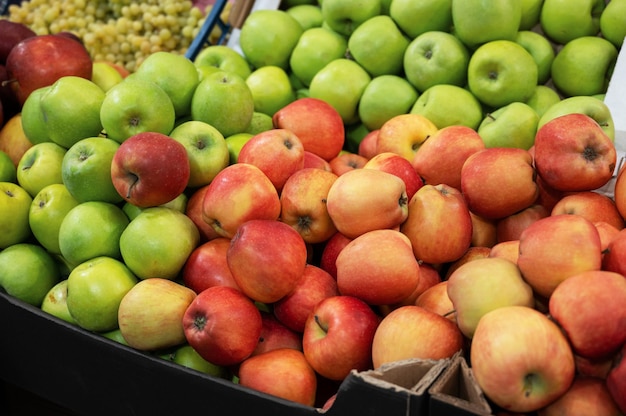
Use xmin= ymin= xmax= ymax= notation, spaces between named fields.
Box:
xmin=171 ymin=344 xmax=228 ymax=378
xmin=122 ymin=193 xmax=187 ymax=221
xmin=58 ymin=201 xmax=130 ymax=267
xmin=0 ymin=182 xmax=32 ymax=249
xmin=169 ymin=120 xmax=230 ymax=188
xmin=390 ymin=0 xmax=452 ymax=39
xmin=410 ymin=84 xmax=484 ymax=129
xmin=61 ymin=136 xmax=123 ymax=203
xmin=19 ymin=86 xmax=51 ymax=145
xmin=191 ymin=70 xmax=255 ymax=138
xmin=540 ymin=0 xmax=605 ymax=44
xmin=358 ymin=75 xmax=418 ymax=131
xmin=452 ymin=0 xmax=522 ymax=48
xmin=17 ymin=142 xmax=66 ymax=197
xmin=525 ymin=85 xmax=562 ymax=118
xmin=245 ymin=65 xmax=296 ymax=117
xmin=600 ymin=0 xmax=626 ymax=48
xmin=101 ymin=328 xmax=129 ymax=345
xmin=0 ymin=150 xmax=16 ymax=183
xmin=66 ymin=256 xmax=138 ymax=332
xmin=39 ymin=76 xmax=105 ymax=149
xmin=289 ymin=27 xmax=348 ymax=87
xmin=91 ymin=61 xmax=124 ymax=92
xmin=286 ymin=4 xmax=324 ymax=30
xmin=132 ymin=51 xmax=200 ymax=118
xmin=225 ymin=132 xmax=253 ymax=164
xmin=100 ymin=76 xmax=176 ymax=143
xmin=321 ymin=0 xmax=381 ymax=36
xmin=478 ymin=102 xmax=539 ymax=150
xmin=239 ymin=9 xmax=304 ymax=70
xmin=193 ymin=45 xmax=252 ymax=80
xmin=538 ymin=95 xmax=615 ymax=141
xmin=347 ymin=15 xmax=410 ymax=77
xmin=550 ymin=36 xmax=618 ymax=97
xmin=467 ymin=40 xmax=538 ymax=109
xmin=403 ymin=30 xmax=470 ymax=92
xmin=41 ymin=279 xmax=76 ymax=324
xmin=0 ymin=243 xmax=60 ymax=307
xmin=29 ymin=183 xmax=80 ymax=255
xmin=520 ymin=0 xmax=544 ymax=30
xmin=245 ymin=112 xmax=274 ymax=135
xmin=515 ymin=30 xmax=555 ymax=85
xmin=309 ymin=58 xmax=372 ymax=125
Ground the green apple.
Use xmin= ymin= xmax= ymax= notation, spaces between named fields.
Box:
xmin=600 ymin=0 xmax=626 ymax=48
xmin=41 ymin=279 xmax=76 ymax=324
xmin=132 ymin=51 xmax=200 ymax=119
xmin=347 ymin=15 xmax=410 ymax=77
xmin=17 ymin=142 xmax=66 ymax=197
xmin=390 ymin=0 xmax=452 ymax=39
xmin=100 ymin=76 xmax=176 ymax=143
xmin=225 ymin=132 xmax=253 ymax=164
xmin=58 ymin=201 xmax=130 ymax=267
xmin=122 ymin=192 xmax=188 ymax=221
xmin=525 ymin=85 xmax=562 ymax=118
xmin=193 ymin=45 xmax=252 ymax=81
xmin=289 ymin=27 xmax=348 ymax=87
xmin=467 ymin=40 xmax=538 ymax=109
xmin=29 ymin=183 xmax=80 ymax=255
xmin=239 ymin=9 xmax=304 ymax=70
xmin=403 ymin=30 xmax=470 ymax=92
xmin=515 ymin=30 xmax=555 ymax=85
xmin=245 ymin=65 xmax=296 ymax=117
xmin=309 ymin=58 xmax=372 ymax=125
xmin=540 ymin=0 xmax=605 ymax=44
xmin=101 ymin=328 xmax=129 ymax=345
xmin=169 ymin=120 xmax=230 ymax=188
xmin=0 ymin=243 xmax=60 ymax=307
xmin=358 ymin=75 xmax=419 ymax=131
xmin=245 ymin=112 xmax=274 ymax=135
xmin=0 ymin=150 xmax=16 ymax=183
xmin=91 ymin=61 xmax=124 ymax=93
xmin=550 ymin=36 xmax=618 ymax=97
xmin=478 ymin=102 xmax=539 ymax=149
xmin=538 ymin=95 xmax=615 ymax=141
xmin=410 ymin=84 xmax=484 ymax=129
xmin=452 ymin=0 xmax=522 ymax=48
xmin=38 ymin=76 xmax=105 ymax=149
xmin=66 ymin=256 xmax=138 ymax=332
xmin=61 ymin=137 xmax=123 ymax=203
xmin=286 ymin=4 xmax=324 ymax=30
xmin=20 ymin=86 xmax=51 ymax=145
xmin=119 ymin=207 xmax=200 ymax=280
xmin=520 ymin=0 xmax=544 ymax=30
xmin=170 ymin=344 xmax=228 ymax=377
xmin=191 ymin=70 xmax=255 ymax=138
xmin=321 ymin=0 xmax=381 ymax=36
xmin=0 ymin=182 xmax=32 ymax=249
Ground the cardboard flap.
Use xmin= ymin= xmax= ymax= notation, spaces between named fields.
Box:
xmin=428 ymin=354 xmax=493 ymax=416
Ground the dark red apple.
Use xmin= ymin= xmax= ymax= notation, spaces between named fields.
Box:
xmin=0 ymin=20 xmax=36 ymax=64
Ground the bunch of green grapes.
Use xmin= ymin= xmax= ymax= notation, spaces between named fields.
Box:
xmin=7 ymin=0 xmax=229 ymax=72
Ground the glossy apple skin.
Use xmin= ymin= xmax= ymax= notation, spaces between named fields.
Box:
xmin=251 ymin=312 xmax=303 ymax=357
xmin=414 ymin=281 xmax=456 ymax=322
xmin=303 ymin=150 xmax=332 ymax=171
xmin=517 ymin=214 xmax=603 ymax=299
xmin=6 ymin=34 xmax=93 ymax=104
xmin=302 ymin=295 xmax=380 ymax=381
xmin=319 ymin=231 xmax=352 ymax=279
xmin=489 ymin=240 xmax=520 ymax=265
xmin=182 ymin=238 xmax=240 ymax=294
xmin=549 ymin=270 xmax=626 ymax=360
xmin=607 ymin=343 xmax=626 ymax=413
xmin=551 ymin=191 xmax=624 ymax=230
xmin=614 ymin=165 xmax=626 ymax=220
xmin=534 ymin=113 xmax=617 ymax=192
xmin=272 ymin=97 xmax=345 ymax=162
xmin=602 ymin=228 xmax=626 ymax=276
xmin=328 ymin=152 xmax=368 ymax=176
xmin=537 ymin=376 xmax=623 ymax=416
xmin=227 ymin=219 xmax=308 ymax=304
xmin=376 ymin=113 xmax=438 ymax=162
xmin=110 ymin=132 xmax=190 ymax=208
xmin=364 ymin=152 xmax=423 ymax=201
xmin=183 ymin=285 xmax=262 ymax=367
xmin=496 ymin=204 xmax=550 ymax=243
xmin=184 ymin=184 xmax=221 ymax=242
xmin=358 ymin=129 xmax=379 ymax=160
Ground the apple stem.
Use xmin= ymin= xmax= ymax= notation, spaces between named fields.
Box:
xmin=523 ymin=373 xmax=536 ymax=397
xmin=127 ymin=173 xmax=139 ymax=199
xmin=1 ymin=79 xmax=17 ymax=88
xmin=314 ymin=314 xmax=328 ymax=334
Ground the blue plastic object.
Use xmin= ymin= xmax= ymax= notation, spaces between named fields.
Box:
xmin=185 ymin=0 xmax=232 ymax=61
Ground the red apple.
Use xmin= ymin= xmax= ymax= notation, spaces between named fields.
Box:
xmin=272 ymin=97 xmax=345 ymax=162
xmin=489 ymin=240 xmax=520 ymax=264
xmin=595 ymin=221 xmax=621 ymax=256
xmin=401 ymin=183 xmax=473 ymax=265
xmin=537 ymin=376 xmax=623 ymax=416
xmin=0 ymin=21 xmax=36 ymax=64
xmin=443 ymin=246 xmax=492 ymax=280
xmin=182 ymin=238 xmax=240 ymax=294
xmin=251 ymin=312 xmax=303 ymax=357
xmin=201 ymin=163 xmax=281 ymax=239
xmin=551 ymin=191 xmax=624 ymax=230
xmin=273 ymin=264 xmax=339 ymax=333
xmin=227 ymin=219 xmax=308 ymax=304
xmin=496 ymin=204 xmax=550 ymax=243
xmin=328 ymin=151 xmax=368 ymax=176
xmin=371 ymin=305 xmax=464 ymax=368
xmin=6 ymin=34 xmax=93 ymax=104
xmin=185 ymin=184 xmax=221 ymax=242
xmin=517 ymin=214 xmax=602 ymax=299
xmin=470 ymin=211 xmax=498 ymax=248
xmin=379 ymin=263 xmax=442 ymax=315
xmin=302 ymin=295 xmax=380 ymax=381
xmin=303 ymin=150 xmax=332 ymax=171
xmin=549 ymin=270 xmax=626 ymax=359
xmin=414 ymin=281 xmax=456 ymax=322
xmin=358 ymin=129 xmax=379 ymax=160
xmin=534 ymin=113 xmax=617 ymax=192
xmin=279 ymin=167 xmax=338 ymax=244
xmin=412 ymin=124 xmax=485 ymax=190
xmin=183 ymin=285 xmax=262 ymax=366
xmin=238 ymin=348 xmax=317 ymax=406
xmin=535 ymin=174 xmax=566 ymax=213
xmin=237 ymin=128 xmax=305 ymax=192
xmin=607 ymin=343 xmax=626 ymax=413
xmin=319 ymin=231 xmax=352 ymax=279
xmin=574 ymin=354 xmax=613 ymax=379
xmin=376 ymin=113 xmax=438 ymax=162
xmin=602 ymin=228 xmax=626 ymax=275
xmin=363 ymin=151 xmax=423 ymax=201
xmin=110 ymin=132 xmax=190 ymax=208
xmin=461 ymin=147 xmax=538 ymax=220
xmin=614 ymin=164 xmax=626 ymax=220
